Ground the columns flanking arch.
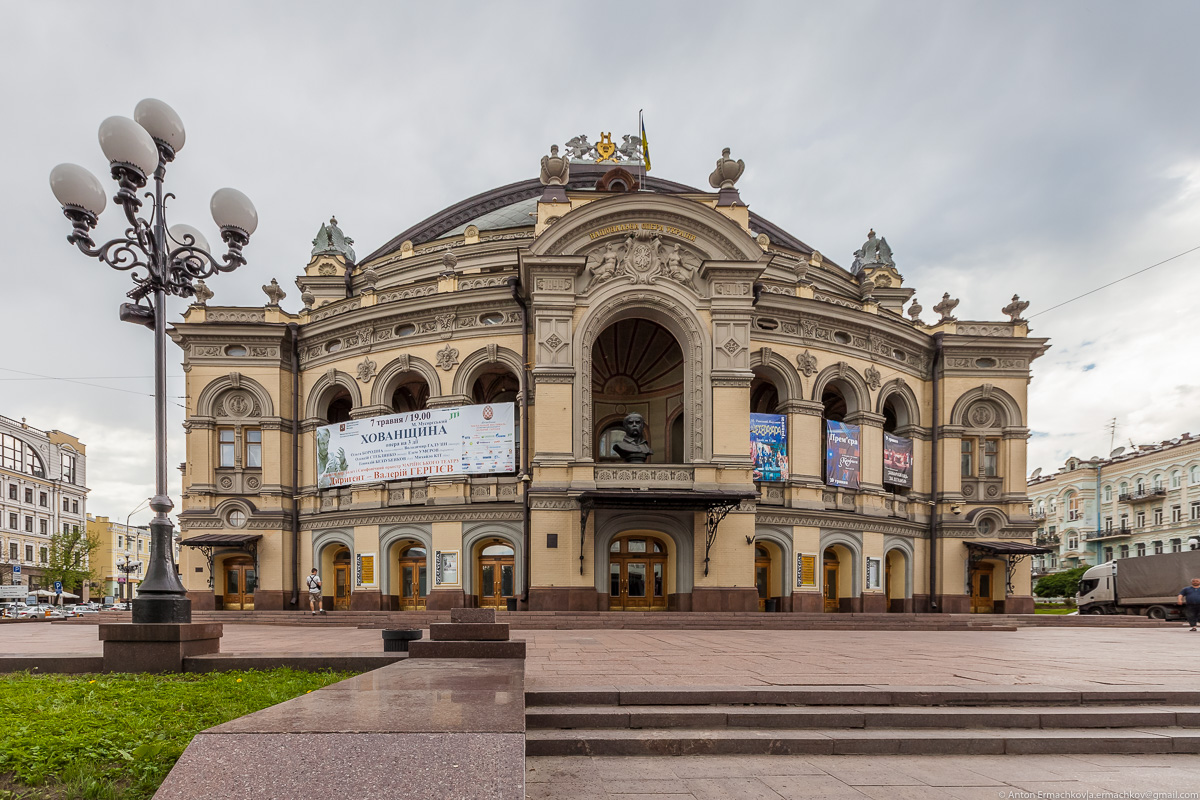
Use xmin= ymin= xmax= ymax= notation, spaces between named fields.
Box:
xmin=370 ymin=357 xmax=442 ymax=407
xmin=576 ymin=286 xmax=711 ymax=462
xmin=593 ymin=511 xmax=696 ymax=597
xmin=883 ymin=535 xmax=915 ymax=612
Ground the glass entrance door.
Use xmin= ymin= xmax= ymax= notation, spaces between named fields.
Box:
xmin=223 ymin=559 xmax=255 ymax=610
xmin=608 ymin=536 xmax=667 ymax=611
xmin=397 ymin=544 xmax=428 ymax=610
xmin=477 ymin=542 xmax=515 ymax=609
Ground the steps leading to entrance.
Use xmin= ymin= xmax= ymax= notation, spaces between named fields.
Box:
xmin=525 ymin=687 xmax=1200 ymax=756
xmin=71 ymin=610 xmax=1174 ymax=630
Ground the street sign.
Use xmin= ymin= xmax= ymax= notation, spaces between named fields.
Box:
xmin=54 ymin=581 xmax=63 ymax=594
xmin=0 ymin=585 xmax=28 ymax=598
xmin=12 ymin=564 xmax=19 ymax=574
xmin=117 ymin=577 xmax=126 ymax=583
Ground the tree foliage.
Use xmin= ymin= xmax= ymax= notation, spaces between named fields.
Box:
xmin=1034 ymin=565 xmax=1090 ymax=599
xmin=44 ymin=525 xmax=100 ymax=594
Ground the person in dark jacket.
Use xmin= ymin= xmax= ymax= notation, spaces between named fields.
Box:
xmin=1176 ymin=578 xmax=1200 ymax=631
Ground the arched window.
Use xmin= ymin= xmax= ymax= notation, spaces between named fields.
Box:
xmin=1136 ymin=478 xmax=1145 ymax=493
xmin=326 ymin=390 xmax=352 ymax=424
xmin=1191 ymin=466 xmax=1200 ymax=485
xmin=1153 ymin=474 xmax=1163 ymax=490
xmin=0 ymin=434 xmax=45 ymax=478
xmin=749 ymin=375 xmax=780 ymax=414
xmin=1066 ymin=492 xmax=1080 ymax=521
xmin=1119 ymin=482 xmax=1129 ymax=499
xmin=1171 ymin=470 xmax=1182 ymax=489
xmin=1103 ymin=485 xmax=1112 ymax=503
xmin=391 ymin=377 xmax=429 ymax=413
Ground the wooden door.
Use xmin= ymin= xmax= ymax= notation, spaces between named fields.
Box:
xmin=823 ymin=559 xmax=840 ymax=613
xmin=608 ymin=537 xmax=668 ymax=611
xmin=478 ymin=556 xmax=514 ymax=609
xmin=755 ymin=546 xmax=771 ymax=612
xmin=970 ymin=563 xmax=995 ymax=614
xmin=334 ymin=563 xmax=351 ymax=611
xmin=223 ymin=560 xmax=255 ymax=610
xmin=885 ymin=558 xmax=893 ymax=612
xmin=398 ymin=547 xmax=428 ymax=611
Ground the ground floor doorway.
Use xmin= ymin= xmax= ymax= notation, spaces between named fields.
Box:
xmin=397 ymin=543 xmax=428 ymax=610
xmin=609 ymin=534 xmax=667 ymax=611
xmin=333 ymin=549 xmax=352 ymax=611
xmin=477 ymin=541 xmax=515 ymax=609
xmin=223 ymin=557 xmax=255 ymax=610
xmin=970 ymin=563 xmax=995 ymax=613
xmin=823 ymin=548 xmax=840 ymax=613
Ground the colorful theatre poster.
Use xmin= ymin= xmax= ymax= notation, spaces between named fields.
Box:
xmin=824 ymin=421 xmax=861 ymax=489
xmin=750 ymin=413 xmax=788 ymax=482
xmin=316 ymin=402 xmax=515 ymax=488
xmin=883 ymin=433 xmax=914 ymax=488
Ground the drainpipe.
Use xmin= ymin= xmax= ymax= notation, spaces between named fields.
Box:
xmin=929 ymin=333 xmax=944 ymax=612
xmin=288 ymin=322 xmax=301 ymax=607
xmin=507 ymin=272 xmax=531 ymax=606
xmin=1094 ymin=461 xmax=1103 ymax=567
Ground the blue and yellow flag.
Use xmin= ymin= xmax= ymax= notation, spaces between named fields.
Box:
xmin=640 ymin=110 xmax=651 ymax=172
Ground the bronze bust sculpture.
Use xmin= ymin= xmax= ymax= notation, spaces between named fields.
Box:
xmin=612 ymin=412 xmax=653 ymax=463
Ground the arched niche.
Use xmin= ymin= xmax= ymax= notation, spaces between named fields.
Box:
xmin=576 ymin=285 xmax=709 ymax=462
xmin=811 ymin=362 xmax=871 ymax=417
xmin=305 ymin=369 xmax=362 ymax=421
xmin=949 ymin=386 xmax=1024 ymax=429
xmin=593 ymin=511 xmax=695 ymax=596
xmin=370 ymin=356 xmax=441 ymax=408
xmin=451 ymin=346 xmax=525 ymax=401
xmin=819 ymin=530 xmax=863 ymax=600
xmin=877 ymin=378 xmax=922 ymax=431
xmin=196 ymin=374 xmax=275 ymax=419
xmin=753 ymin=525 xmax=794 ymax=598
xmin=749 ymin=350 xmax=802 ymax=414
xmin=462 ymin=522 xmax=524 ymax=599
xmin=883 ymin=535 xmax=915 ymax=603
xmin=378 ymin=524 xmax=434 ymax=600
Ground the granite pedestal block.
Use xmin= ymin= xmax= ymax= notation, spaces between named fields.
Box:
xmin=451 ymin=607 xmax=496 ymax=623
xmin=408 ymin=640 xmax=527 ymax=659
xmin=99 ymin=622 xmax=222 ymax=673
xmin=430 ymin=622 xmax=510 ymax=641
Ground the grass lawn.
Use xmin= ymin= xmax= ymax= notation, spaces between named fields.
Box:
xmin=0 ymin=668 xmax=356 ymax=800
xmin=1034 ymin=607 xmax=1077 ymax=614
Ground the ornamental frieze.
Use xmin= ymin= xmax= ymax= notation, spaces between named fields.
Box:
xmin=300 ymin=509 xmax=524 ymax=529
xmin=206 ymin=309 xmax=267 ymax=323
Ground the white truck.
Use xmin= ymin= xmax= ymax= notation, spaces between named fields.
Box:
xmin=1077 ymin=549 xmax=1200 ymax=619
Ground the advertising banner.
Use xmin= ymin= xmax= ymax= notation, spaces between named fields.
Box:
xmin=883 ymin=433 xmax=914 ymax=488
xmin=824 ymin=421 xmax=861 ymax=489
xmin=316 ymin=403 xmax=515 ymax=489
xmin=749 ymin=413 xmax=788 ymax=482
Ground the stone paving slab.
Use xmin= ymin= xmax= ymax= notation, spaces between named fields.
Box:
xmin=525 ymin=753 xmax=1200 ymax=797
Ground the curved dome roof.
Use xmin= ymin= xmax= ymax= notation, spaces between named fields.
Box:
xmin=361 ymin=163 xmax=822 ymax=265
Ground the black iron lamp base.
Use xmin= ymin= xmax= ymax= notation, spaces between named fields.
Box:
xmin=132 ymin=595 xmax=192 ymax=625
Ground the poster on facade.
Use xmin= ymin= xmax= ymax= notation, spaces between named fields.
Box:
xmin=865 ymin=556 xmax=882 ymax=590
xmin=750 ymin=413 xmax=788 ymax=482
xmin=824 ymin=422 xmax=861 ymax=489
xmin=316 ymin=403 xmax=515 ymax=488
xmin=435 ymin=550 xmax=460 ymax=586
xmin=883 ymin=433 xmax=914 ymax=488
xmin=356 ymin=553 xmax=376 ymax=587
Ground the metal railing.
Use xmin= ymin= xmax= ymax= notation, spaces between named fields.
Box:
xmin=1119 ymin=487 xmax=1167 ymax=503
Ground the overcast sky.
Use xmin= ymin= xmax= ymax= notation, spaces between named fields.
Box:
xmin=2 ymin=1 xmax=1198 ymax=525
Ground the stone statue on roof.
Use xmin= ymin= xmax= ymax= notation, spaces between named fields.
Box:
xmin=540 ymin=145 xmax=569 ymax=186
xmin=565 ymin=135 xmax=596 ymax=161
xmin=312 ymin=216 xmax=356 ymax=264
xmin=852 ymin=229 xmax=895 ymax=274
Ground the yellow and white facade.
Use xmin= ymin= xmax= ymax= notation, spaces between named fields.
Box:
xmin=170 ymin=144 xmax=1049 ymax=614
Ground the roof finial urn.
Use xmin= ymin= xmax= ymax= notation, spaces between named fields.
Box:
xmin=191 ymin=279 xmax=213 ymax=306
xmin=708 ymin=147 xmax=745 ymax=207
xmin=933 ymin=292 xmax=959 ymax=323
xmin=262 ymin=278 xmax=286 ymax=306
xmin=1002 ymin=293 xmax=1030 ymax=323
xmin=539 ymin=144 xmax=570 ymax=203
xmin=907 ymin=297 xmax=923 ymax=324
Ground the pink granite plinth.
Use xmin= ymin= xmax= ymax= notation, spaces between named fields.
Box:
xmin=408 ymin=640 xmax=527 ymax=659
xmin=430 ymin=622 xmax=510 ymax=641
xmin=99 ymin=622 xmax=222 ymax=673
xmin=451 ymin=607 xmax=497 ymax=623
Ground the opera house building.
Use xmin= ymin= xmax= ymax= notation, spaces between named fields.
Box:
xmin=172 ymin=136 xmax=1049 ymax=615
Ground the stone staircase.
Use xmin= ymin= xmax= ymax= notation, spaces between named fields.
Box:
xmin=69 ymin=610 xmax=1174 ymax=631
xmin=525 ymin=686 xmax=1200 ymax=756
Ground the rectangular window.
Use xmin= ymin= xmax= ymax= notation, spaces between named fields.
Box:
xmin=1104 ymin=546 xmax=1114 ymax=562
xmin=1104 ymin=516 xmax=1112 ymax=531
xmin=7 ymin=485 xmax=14 ymax=500
xmin=1136 ymin=511 xmax=1145 ymax=527
xmin=219 ymin=429 xmax=236 ymax=468
xmin=1173 ymin=539 xmax=1183 ymax=553
xmin=25 ymin=544 xmax=33 ymax=562
xmin=39 ymin=520 xmax=46 ymax=535
xmin=8 ymin=542 xmax=15 ymax=559
xmin=961 ymin=439 xmax=974 ymax=478
xmin=1155 ymin=541 xmax=1164 ymax=554
xmin=1172 ymin=505 xmax=1182 ymax=523
xmin=61 ymin=453 xmax=76 ymax=484
xmin=24 ymin=516 xmax=32 ymax=533
xmin=117 ymin=535 xmax=122 ymax=549
xmin=982 ymin=439 xmax=999 ymax=477
xmin=24 ymin=488 xmax=32 ymax=504
xmin=7 ymin=513 xmax=14 ymax=530
xmin=38 ymin=492 xmax=47 ymax=507
xmin=71 ymin=500 xmax=78 ymax=514
xmin=138 ymin=539 xmax=143 ymax=552
xmin=1191 ymin=501 xmax=1200 ymax=521
xmin=62 ymin=497 xmax=69 ymax=512
xmin=62 ymin=523 xmax=69 ymax=535
xmin=1154 ymin=508 xmax=1163 ymax=525
xmin=39 ymin=546 xmax=47 ymax=564
xmin=245 ymin=429 xmax=262 ymax=469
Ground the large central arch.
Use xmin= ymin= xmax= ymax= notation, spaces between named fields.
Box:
xmin=576 ymin=285 xmax=709 ymax=462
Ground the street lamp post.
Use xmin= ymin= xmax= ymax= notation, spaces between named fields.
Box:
xmin=52 ymin=99 xmax=257 ymax=625
xmin=116 ymin=556 xmax=141 ymax=603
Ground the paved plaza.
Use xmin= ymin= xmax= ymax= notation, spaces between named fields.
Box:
xmin=8 ymin=624 xmax=1200 ymax=688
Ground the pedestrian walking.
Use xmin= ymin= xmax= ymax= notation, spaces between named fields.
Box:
xmin=1176 ymin=578 xmax=1200 ymax=631
xmin=307 ymin=568 xmax=326 ymax=615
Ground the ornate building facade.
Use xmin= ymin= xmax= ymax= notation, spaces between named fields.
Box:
xmin=1028 ymin=433 xmax=1200 ymax=576
xmin=171 ymin=139 xmax=1049 ymax=614
xmin=0 ymin=414 xmax=88 ymax=592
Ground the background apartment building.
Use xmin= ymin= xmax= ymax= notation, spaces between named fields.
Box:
xmin=1028 ymin=433 xmax=1200 ymax=576
xmin=0 ymin=414 xmax=88 ymax=591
